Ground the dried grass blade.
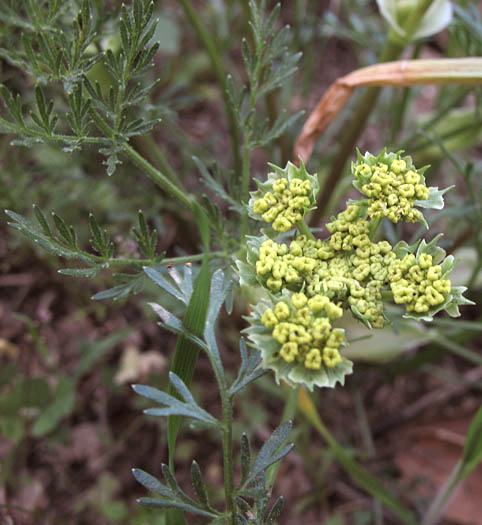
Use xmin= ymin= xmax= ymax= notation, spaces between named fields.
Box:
xmin=295 ymin=57 xmax=482 ymax=162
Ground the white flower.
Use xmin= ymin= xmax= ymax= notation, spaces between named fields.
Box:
xmin=376 ymin=0 xmax=453 ymax=41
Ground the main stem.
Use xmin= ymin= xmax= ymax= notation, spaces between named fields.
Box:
xmin=205 ymin=352 xmax=236 ymax=523
xmin=220 ymin=391 xmax=235 ymax=524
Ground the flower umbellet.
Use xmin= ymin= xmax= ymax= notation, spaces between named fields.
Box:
xmin=244 ymin=290 xmax=352 ymax=390
xmin=351 ymin=149 xmax=453 ymax=228
xmin=248 ymin=159 xmax=319 ymax=232
xmin=238 ymin=150 xmax=474 ymax=390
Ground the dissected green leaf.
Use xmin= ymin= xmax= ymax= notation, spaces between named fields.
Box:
xmin=241 ymin=421 xmax=293 ymax=489
xmin=229 ymin=339 xmax=266 ymax=397
xmin=132 ymin=372 xmax=219 ymax=427
xmin=191 ymin=461 xmax=210 ymax=507
xmin=132 ymin=467 xmax=219 ymax=519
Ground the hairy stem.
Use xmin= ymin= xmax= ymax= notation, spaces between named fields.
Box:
xmin=177 ymin=0 xmax=241 ymax=176
xmin=132 ymin=135 xmax=181 ymax=186
xmin=88 ymin=109 xmax=196 ymax=211
xmin=201 ymin=339 xmax=236 ymax=522
xmin=87 ymin=251 xmax=224 ymax=267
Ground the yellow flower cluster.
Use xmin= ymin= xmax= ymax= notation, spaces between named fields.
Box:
xmin=353 ymin=157 xmax=430 ymax=223
xmin=260 ymin=293 xmax=344 ymax=370
xmin=252 ymin=177 xmax=312 ymax=232
xmin=255 ymin=204 xmax=393 ymax=328
xmin=389 ymin=252 xmax=451 ymax=313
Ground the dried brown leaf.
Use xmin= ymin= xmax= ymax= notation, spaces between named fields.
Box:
xmin=295 ymin=57 xmax=482 ymax=162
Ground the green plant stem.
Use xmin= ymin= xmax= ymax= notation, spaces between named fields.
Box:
xmin=353 ymin=389 xmax=384 ymax=525
xmin=86 ymin=251 xmax=224 ymax=267
xmin=240 ymin=38 xmax=265 ymax=240
xmin=403 ymin=86 xmax=473 ymax=149
xmin=266 ymin=385 xmax=299 ymax=487
xmin=177 ymin=0 xmax=241 ymax=176
xmin=353 ymin=388 xmax=375 ymax=457
xmin=369 ymin=217 xmax=383 ymax=240
xmin=310 ymin=0 xmax=438 ymax=227
xmin=240 ymin=142 xmax=252 ymax=240
xmin=202 ymin=340 xmax=235 ymax=522
xmin=122 ymin=143 xmax=196 ymax=212
xmin=389 ymin=42 xmax=422 ymax=144
xmin=296 ymin=219 xmax=315 ymax=240
xmin=266 ymin=90 xmax=291 ymax=164
xmin=300 ymin=390 xmax=417 ymax=524
xmin=422 ymin=460 xmax=463 ymax=525
xmin=221 ymin=389 xmax=235 ymax=524
xmin=430 ymin=333 xmax=482 ymax=366
xmin=216 ymin=382 xmax=236 ymax=522
xmin=132 ymin=135 xmax=181 ymax=186
xmin=88 ymin=108 xmax=197 ymax=212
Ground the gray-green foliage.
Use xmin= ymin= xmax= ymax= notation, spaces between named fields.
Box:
xmin=134 ymin=268 xmax=292 ymax=523
xmin=6 ymin=206 xmax=166 ymax=300
xmin=1 ymin=1 xmax=304 ymax=522
xmin=0 ymin=0 xmax=159 ymax=172
xmin=227 ymin=0 xmax=303 ymax=149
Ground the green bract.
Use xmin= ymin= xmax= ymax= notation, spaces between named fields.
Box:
xmin=248 ymin=160 xmax=319 ymax=232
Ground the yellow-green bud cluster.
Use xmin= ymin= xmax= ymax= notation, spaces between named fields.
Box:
xmin=252 ymin=177 xmax=311 ymax=232
xmin=352 ymin=152 xmax=430 ymax=224
xmin=260 ymin=294 xmax=345 ymax=370
xmin=389 ymin=252 xmax=451 ymax=313
xmin=241 ymin=154 xmax=471 ymax=390
xmin=249 ymin=160 xmax=319 ymax=232
xmin=254 ymin=204 xmax=392 ymax=328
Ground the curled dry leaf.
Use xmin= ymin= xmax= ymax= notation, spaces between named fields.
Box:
xmin=294 ymin=57 xmax=482 ymax=163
